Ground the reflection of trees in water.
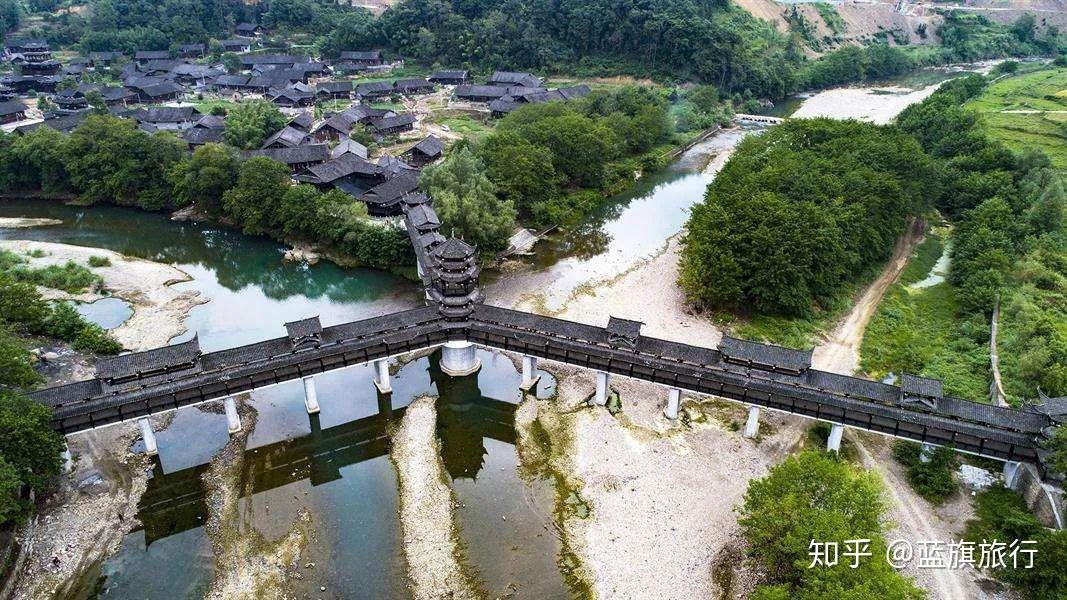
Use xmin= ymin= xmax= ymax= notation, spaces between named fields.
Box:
xmin=0 ymin=200 xmax=412 ymax=303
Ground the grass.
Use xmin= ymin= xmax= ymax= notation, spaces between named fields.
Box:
xmin=966 ymin=67 xmax=1067 ymax=172
xmin=813 ymin=2 xmax=846 ymax=35
xmin=859 ymin=231 xmax=991 ymax=401
xmin=427 ymin=114 xmax=493 ymax=140
xmin=191 ymin=98 xmax=239 ymax=115
xmin=0 ymin=250 xmax=103 ymax=294
xmin=88 ymin=255 xmax=111 ymax=268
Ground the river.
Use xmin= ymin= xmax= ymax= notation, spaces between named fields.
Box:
xmin=0 ymin=66 xmax=965 ymax=596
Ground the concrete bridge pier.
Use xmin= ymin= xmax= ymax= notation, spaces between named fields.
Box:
xmin=139 ymin=417 xmax=158 ymax=456
xmin=302 ymin=376 xmax=320 ymax=414
xmin=61 ymin=447 xmax=73 ymax=473
xmin=743 ymin=406 xmax=760 ymax=438
xmin=440 ymin=340 xmax=481 ymax=377
xmin=1003 ymin=461 xmax=1022 ymax=488
xmin=520 ymin=355 xmax=540 ymax=391
xmin=592 ymin=371 xmax=609 ymax=406
xmin=664 ymin=388 xmax=681 ymax=420
xmin=919 ymin=443 xmax=935 ymax=463
xmin=224 ymin=396 xmax=242 ymax=434
xmin=827 ymin=423 xmax=845 ymax=453
xmin=373 ymin=359 xmax=392 ymax=394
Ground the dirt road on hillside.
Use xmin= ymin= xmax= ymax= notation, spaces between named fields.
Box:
xmin=812 ymin=218 xmax=925 ymax=375
xmin=812 ymin=221 xmax=994 ymax=600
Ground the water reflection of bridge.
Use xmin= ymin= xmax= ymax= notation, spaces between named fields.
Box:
xmin=136 ymin=385 xmax=517 ymax=546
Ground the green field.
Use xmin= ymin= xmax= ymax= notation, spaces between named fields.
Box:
xmin=966 ymin=67 xmax=1067 ymax=172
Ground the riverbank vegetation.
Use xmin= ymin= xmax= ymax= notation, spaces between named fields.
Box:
xmin=964 ymin=487 xmax=1067 ymax=598
xmin=0 ymin=115 xmax=413 ymax=271
xmin=0 ymin=273 xmax=124 ymax=524
xmin=738 ymin=451 xmax=923 ymax=599
xmin=880 ymin=75 xmax=1067 ymax=403
xmin=890 ymin=441 xmax=959 ymax=504
xmin=679 ymin=118 xmax=934 ymax=317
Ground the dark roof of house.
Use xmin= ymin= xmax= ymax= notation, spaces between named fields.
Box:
xmin=235 ymin=22 xmax=259 ymax=33
xmin=169 ymin=63 xmax=218 ymax=78
xmin=195 ymin=114 xmax=225 ymax=129
xmin=250 ymin=144 xmax=329 ymax=165
xmin=331 ymin=137 xmax=368 ymax=159
xmin=269 ymin=88 xmax=314 ymax=104
xmin=900 ymin=374 xmax=944 ymax=399
xmin=454 ymin=85 xmax=507 ymax=99
xmin=289 ymin=112 xmax=313 ymax=130
xmin=0 ymin=101 xmax=27 ymax=116
xmin=718 ymin=336 xmax=813 ymax=373
xmin=356 ymin=81 xmax=393 ymax=95
xmin=262 ymin=125 xmax=308 ymax=148
xmin=135 ymin=50 xmax=171 ymax=60
xmin=317 ymin=81 xmax=352 ymax=93
xmin=136 ymin=106 xmax=198 ymax=123
xmin=488 ymin=97 xmax=520 ymax=114
xmin=395 ymin=78 xmax=432 ymax=90
xmin=340 ymin=105 xmax=392 ymax=123
xmin=307 ymin=153 xmax=382 ymax=183
xmin=214 ymin=74 xmax=250 ymax=87
xmin=339 ymin=50 xmax=382 ymax=60
xmin=139 ymin=82 xmax=184 ymax=98
xmin=362 ymin=172 xmax=419 ymax=205
xmin=488 ymin=71 xmax=542 ymax=87
xmin=93 ymin=86 xmax=134 ymax=101
xmin=371 ymin=113 xmax=415 ymax=131
xmin=182 ymin=127 xmax=224 ymax=145
xmin=179 ymin=43 xmax=206 ymax=53
xmin=240 ymin=54 xmax=306 ymax=66
xmin=14 ymin=111 xmax=86 ymax=133
xmin=311 ymin=114 xmax=355 ymax=135
xmin=410 ymin=135 xmax=443 ymax=157
xmin=96 ymin=336 xmax=201 ymax=380
xmin=522 ymin=89 xmax=566 ymax=104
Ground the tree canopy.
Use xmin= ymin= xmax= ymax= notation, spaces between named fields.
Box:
xmin=420 ymin=145 xmax=517 ymax=253
xmin=680 ymin=118 xmax=934 ymax=316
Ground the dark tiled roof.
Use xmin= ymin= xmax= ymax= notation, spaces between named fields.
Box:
xmin=139 ymin=82 xmax=184 ymax=98
xmin=432 ymin=237 xmax=474 ymax=260
xmin=370 ymin=113 xmax=415 ymax=132
xmin=718 ymin=336 xmax=812 ymax=374
xmin=317 ymin=81 xmax=353 ymax=93
xmin=454 ymin=85 xmax=507 ymax=100
xmin=0 ymin=100 xmax=26 ymax=116
xmin=488 ymin=71 xmax=542 ymax=88
xmin=362 ymin=172 xmax=419 ymax=206
xmin=488 ymin=97 xmax=520 ymax=114
xmin=285 ymin=316 xmax=322 ymax=345
xmin=356 ymin=81 xmax=393 ymax=95
xmin=394 ymin=78 xmax=432 ymax=91
xmin=250 ymin=144 xmax=329 ymax=165
xmin=195 ymin=114 xmax=225 ymax=129
xmin=307 ymin=153 xmax=382 ymax=182
xmin=135 ymin=50 xmax=171 ymax=60
xmin=900 ymin=373 xmax=944 ymax=399
xmin=96 ymin=336 xmax=201 ymax=381
xmin=289 ymin=112 xmax=313 ymax=130
xmin=606 ymin=316 xmax=643 ymax=342
xmin=407 ymin=204 xmax=441 ymax=231
xmin=331 ymin=137 xmax=368 ymax=159
xmin=183 ymin=127 xmax=224 ymax=145
xmin=410 ymin=135 xmax=443 ymax=157
xmin=262 ymin=125 xmax=308 ymax=148
xmin=136 ymin=106 xmax=198 ymax=123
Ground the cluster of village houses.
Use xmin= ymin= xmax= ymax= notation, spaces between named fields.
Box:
xmin=0 ymin=29 xmax=589 ymax=211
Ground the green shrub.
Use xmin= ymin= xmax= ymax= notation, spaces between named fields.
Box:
xmin=739 ymin=451 xmax=923 ymax=599
xmin=8 ymin=261 xmax=102 ymax=293
xmin=72 ymin=323 xmax=123 ymax=355
xmin=891 ymin=441 xmax=959 ymax=504
xmin=87 ymin=255 xmax=111 ymax=268
xmin=42 ymin=302 xmax=121 ymax=355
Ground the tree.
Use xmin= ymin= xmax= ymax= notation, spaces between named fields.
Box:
xmin=0 ymin=457 xmax=22 ymax=523
xmin=170 ymin=143 xmax=239 ymax=214
xmin=223 ymin=100 xmax=288 ymax=150
xmin=1049 ymin=425 xmax=1067 ymax=477
xmin=221 ymin=157 xmax=292 ymax=234
xmin=0 ymin=389 xmax=63 ymax=493
xmin=63 ymin=115 xmax=186 ymax=210
xmin=0 ymin=327 xmax=42 ymax=389
xmin=739 ymin=451 xmax=923 ymax=599
xmin=420 ymin=146 xmax=516 ymax=253
xmin=478 ymin=133 xmax=560 ymax=218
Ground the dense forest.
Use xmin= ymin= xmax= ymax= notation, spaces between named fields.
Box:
xmin=679 ymin=118 xmax=935 ymax=316
xmin=4 ymin=0 xmax=1061 ymax=99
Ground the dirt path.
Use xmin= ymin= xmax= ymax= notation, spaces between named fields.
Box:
xmin=812 ymin=219 xmax=924 ymax=374
xmin=811 ymin=221 xmax=990 ymax=599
